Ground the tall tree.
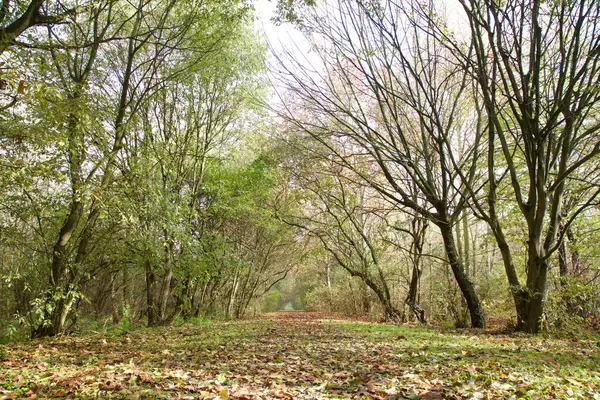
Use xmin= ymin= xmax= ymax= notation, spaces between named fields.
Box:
xmin=274 ymin=0 xmax=486 ymax=327
xmin=421 ymin=0 xmax=600 ymax=333
xmin=29 ymin=0 xmax=248 ymax=336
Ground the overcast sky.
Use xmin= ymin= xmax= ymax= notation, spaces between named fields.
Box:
xmin=253 ymin=0 xmax=467 ymax=47
xmin=254 ymin=0 xmax=310 ymax=56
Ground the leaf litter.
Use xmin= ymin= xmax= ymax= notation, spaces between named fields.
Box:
xmin=0 ymin=312 xmax=599 ymax=399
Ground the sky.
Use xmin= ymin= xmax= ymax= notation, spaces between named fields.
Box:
xmin=254 ymin=0 xmax=310 ymax=56
xmin=253 ymin=0 xmax=467 ymax=63
xmin=251 ymin=0 xmax=468 ymax=99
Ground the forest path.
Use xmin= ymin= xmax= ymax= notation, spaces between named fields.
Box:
xmin=1 ymin=312 xmax=599 ymax=399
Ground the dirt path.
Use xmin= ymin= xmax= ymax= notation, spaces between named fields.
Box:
xmin=1 ymin=312 xmax=599 ymax=399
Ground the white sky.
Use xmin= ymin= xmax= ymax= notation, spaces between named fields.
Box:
xmin=253 ymin=0 xmax=467 ymax=65
xmin=252 ymin=0 xmax=468 ymax=99
xmin=254 ymin=0 xmax=311 ymax=56
xmin=254 ymin=0 xmax=466 ymax=42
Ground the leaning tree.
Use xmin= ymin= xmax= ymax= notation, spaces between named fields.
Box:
xmin=274 ymin=0 xmax=487 ymax=327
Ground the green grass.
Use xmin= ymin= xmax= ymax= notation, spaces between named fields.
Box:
xmin=329 ymin=319 xmax=600 ymax=398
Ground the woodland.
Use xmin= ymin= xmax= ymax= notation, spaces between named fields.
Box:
xmin=0 ymin=0 xmax=600 ymax=398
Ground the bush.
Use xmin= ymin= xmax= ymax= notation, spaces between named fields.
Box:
xmin=0 ymin=317 xmax=27 ymax=344
xmin=544 ymin=277 xmax=596 ymax=336
xmin=263 ymin=289 xmax=282 ymax=312
xmin=304 ymin=285 xmax=374 ymax=317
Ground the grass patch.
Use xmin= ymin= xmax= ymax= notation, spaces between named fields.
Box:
xmin=329 ymin=318 xmax=600 ymax=398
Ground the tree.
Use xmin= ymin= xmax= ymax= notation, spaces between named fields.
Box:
xmin=389 ymin=207 xmax=428 ymax=323
xmin=421 ymin=0 xmax=600 ymax=333
xmin=273 ymin=0 xmax=486 ymax=327
xmin=1 ymin=0 xmax=308 ymax=335
xmin=24 ymin=0 xmax=256 ymax=336
xmin=0 ymin=0 xmax=70 ymax=56
xmin=0 ymin=0 xmax=75 ymax=110
xmin=282 ymin=156 xmax=405 ymax=320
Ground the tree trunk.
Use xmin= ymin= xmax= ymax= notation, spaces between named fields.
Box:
xmin=558 ymin=239 xmax=569 ymax=278
xmin=462 ymin=214 xmax=470 ymax=276
xmin=110 ymin=273 xmax=120 ymax=324
xmin=41 ymin=201 xmax=82 ymax=336
xmin=145 ymin=260 xmax=158 ymax=327
xmin=404 ymin=216 xmax=427 ymax=323
xmin=438 ymin=222 xmax=485 ymax=329
xmin=227 ymin=272 xmax=240 ymax=318
xmin=404 ymin=264 xmax=425 ymax=323
xmin=492 ymin=234 xmax=527 ymax=327
xmin=405 ymin=265 xmax=420 ymax=308
xmin=123 ymin=267 xmax=130 ymax=315
xmin=361 ymin=280 xmax=371 ymax=314
xmin=159 ymin=267 xmax=173 ymax=323
xmin=34 ymin=87 xmax=86 ymax=338
xmin=568 ymin=228 xmax=580 ymax=276
xmin=521 ymin=238 xmax=549 ymax=334
xmin=347 ymin=270 xmax=401 ymax=321
xmin=558 ymin=224 xmax=580 ymax=278
xmin=455 ymin=219 xmax=463 ymax=262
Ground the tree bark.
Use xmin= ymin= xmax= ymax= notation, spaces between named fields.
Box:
xmin=145 ymin=260 xmax=158 ymax=327
xmin=404 ymin=217 xmax=427 ymax=323
xmin=438 ymin=222 xmax=485 ymax=329
xmin=521 ymin=236 xmax=549 ymax=334
xmin=34 ymin=86 xmax=86 ymax=337
xmin=462 ymin=214 xmax=470 ymax=276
